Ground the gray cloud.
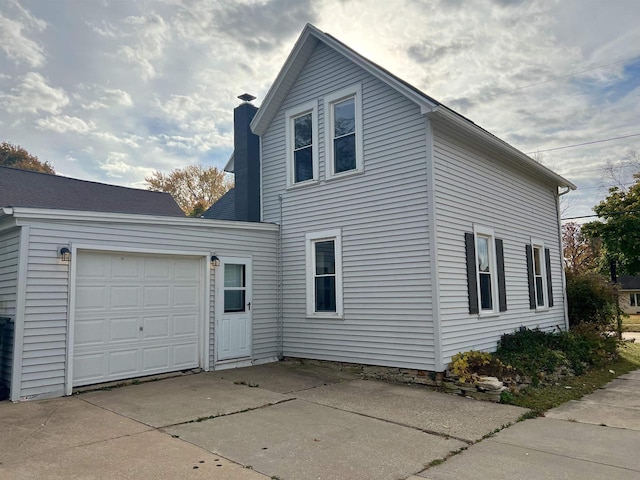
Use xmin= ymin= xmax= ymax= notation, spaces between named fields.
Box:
xmin=0 ymin=1 xmax=46 ymax=67
xmin=0 ymin=72 xmax=68 ymax=114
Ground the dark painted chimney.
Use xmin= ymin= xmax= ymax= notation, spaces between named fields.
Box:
xmin=233 ymin=97 xmax=260 ymax=222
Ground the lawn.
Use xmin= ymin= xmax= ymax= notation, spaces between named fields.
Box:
xmin=622 ymin=314 xmax=640 ymax=332
xmin=505 ymin=341 xmax=640 ymax=415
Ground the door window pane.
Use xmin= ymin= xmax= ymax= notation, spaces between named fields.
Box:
xmin=224 ymin=264 xmax=245 ymax=288
xmin=224 ymin=290 xmax=245 ymax=313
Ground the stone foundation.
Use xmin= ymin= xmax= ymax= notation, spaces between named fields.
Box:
xmin=286 ymin=357 xmax=444 ymax=387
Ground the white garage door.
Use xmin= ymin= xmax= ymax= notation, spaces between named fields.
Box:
xmin=72 ymin=251 xmax=203 ymax=387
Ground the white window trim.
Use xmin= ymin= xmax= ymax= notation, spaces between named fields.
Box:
xmin=531 ymin=238 xmax=548 ymax=310
xmin=324 ymin=83 xmax=364 ymax=180
xmin=285 ymin=100 xmax=319 ymax=189
xmin=473 ymin=224 xmax=499 ymax=316
xmin=305 ymin=228 xmax=343 ymax=318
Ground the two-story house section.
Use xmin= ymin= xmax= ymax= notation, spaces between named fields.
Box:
xmin=248 ymin=24 xmax=575 ymax=372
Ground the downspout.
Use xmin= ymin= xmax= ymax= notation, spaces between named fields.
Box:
xmin=556 ymin=185 xmax=572 ymax=331
xmin=277 ymin=194 xmax=284 ymax=360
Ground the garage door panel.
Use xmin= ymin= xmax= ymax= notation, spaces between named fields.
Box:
xmin=110 ymin=286 xmax=140 ymax=309
xmin=143 ymin=286 xmax=171 ymax=308
xmin=75 ymin=286 xmax=107 ymax=310
xmin=142 ymin=315 xmax=170 ymax=339
xmin=109 ymin=349 xmax=139 ymax=376
xmin=174 ymin=314 xmax=197 ymax=336
xmin=175 ymin=260 xmax=200 ymax=280
xmin=73 ymin=251 xmax=203 ymax=387
xmin=109 ymin=317 xmax=139 ymax=342
xmin=174 ymin=285 xmax=198 ymax=307
xmin=173 ymin=343 xmax=198 ymax=367
xmin=143 ymin=259 xmax=171 ymax=280
xmin=73 ymin=352 xmax=106 ymax=382
xmin=77 ymin=256 xmax=108 ymax=279
xmin=75 ymin=319 xmax=106 ymax=345
xmin=111 ymin=256 xmax=140 ymax=279
xmin=143 ymin=346 xmax=170 ymax=370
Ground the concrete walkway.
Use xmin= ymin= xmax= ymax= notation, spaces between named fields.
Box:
xmin=420 ymin=368 xmax=640 ymax=479
xmin=0 ymin=361 xmax=527 ymax=480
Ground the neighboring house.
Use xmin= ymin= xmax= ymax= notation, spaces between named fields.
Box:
xmin=619 ymin=276 xmax=640 ymax=315
xmin=3 ymin=24 xmax=575 ymax=402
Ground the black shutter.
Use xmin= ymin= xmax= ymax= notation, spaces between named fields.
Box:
xmin=525 ymin=244 xmax=536 ymax=309
xmin=545 ymin=248 xmax=554 ymax=307
xmin=465 ymin=233 xmax=479 ymax=314
xmin=495 ymin=239 xmax=507 ymax=312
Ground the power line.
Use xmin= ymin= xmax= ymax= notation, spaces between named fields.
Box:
xmin=562 ymin=209 xmax=640 ymax=221
xmin=527 ymin=133 xmax=640 ymax=154
xmin=482 ymin=53 xmax=640 ymax=100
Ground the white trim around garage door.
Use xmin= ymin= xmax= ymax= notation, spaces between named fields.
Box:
xmin=65 ymin=244 xmax=211 ymax=396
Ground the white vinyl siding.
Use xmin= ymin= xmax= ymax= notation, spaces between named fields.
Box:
xmin=0 ymin=227 xmax=20 ymax=390
xmin=13 ymin=217 xmax=277 ymax=400
xmin=432 ymin=121 xmax=565 ymax=362
xmin=262 ymin=42 xmax=435 ymax=370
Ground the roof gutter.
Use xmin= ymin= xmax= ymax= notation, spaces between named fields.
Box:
xmin=8 ymin=207 xmax=279 ymax=232
xmin=1 ymin=207 xmax=14 ymax=216
xmin=430 ymin=107 xmax=577 ymax=190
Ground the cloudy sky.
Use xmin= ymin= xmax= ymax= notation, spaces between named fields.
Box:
xmin=1 ymin=0 xmax=639 ymax=220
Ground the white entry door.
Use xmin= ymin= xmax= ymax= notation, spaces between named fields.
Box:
xmin=72 ymin=251 xmax=203 ymax=387
xmin=216 ymin=257 xmax=252 ymax=361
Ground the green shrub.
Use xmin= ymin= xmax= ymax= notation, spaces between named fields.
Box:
xmin=450 ymin=350 xmax=513 ymax=383
xmin=495 ymin=325 xmax=618 ymax=378
xmin=566 ymin=272 xmax=618 ymax=328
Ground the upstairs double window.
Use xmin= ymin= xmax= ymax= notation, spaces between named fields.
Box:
xmin=285 ymin=84 xmax=363 ymax=188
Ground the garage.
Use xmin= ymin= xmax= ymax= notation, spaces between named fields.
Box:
xmin=71 ymin=250 xmax=205 ymax=387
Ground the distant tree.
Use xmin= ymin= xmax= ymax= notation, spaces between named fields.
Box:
xmin=562 ymin=222 xmax=600 ymax=275
xmin=145 ymin=164 xmax=233 ymax=217
xmin=0 ymin=142 xmax=55 ymax=174
xmin=582 ymin=171 xmax=640 ymax=275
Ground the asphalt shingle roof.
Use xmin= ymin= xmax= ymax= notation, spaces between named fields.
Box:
xmin=0 ymin=166 xmax=185 ymax=217
xmin=619 ymin=275 xmax=640 ymax=290
xmin=202 ymin=188 xmax=236 ymax=220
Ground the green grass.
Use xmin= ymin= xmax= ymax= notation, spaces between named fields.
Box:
xmin=622 ymin=314 xmax=640 ymax=332
xmin=504 ymin=342 xmax=640 ymax=415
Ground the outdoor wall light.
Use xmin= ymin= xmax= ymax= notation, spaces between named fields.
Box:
xmin=59 ymin=247 xmax=71 ymax=262
xmin=210 ymin=255 xmax=220 ymax=267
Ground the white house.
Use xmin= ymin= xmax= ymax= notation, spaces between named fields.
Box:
xmin=1 ymin=24 xmax=575 ymax=402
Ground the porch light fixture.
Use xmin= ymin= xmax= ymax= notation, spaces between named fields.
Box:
xmin=210 ymin=255 xmax=220 ymax=267
xmin=59 ymin=247 xmax=71 ymax=262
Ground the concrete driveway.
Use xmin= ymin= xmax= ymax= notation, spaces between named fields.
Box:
xmin=0 ymin=361 xmax=528 ymax=480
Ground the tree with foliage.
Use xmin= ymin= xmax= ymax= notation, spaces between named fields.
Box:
xmin=145 ymin=164 xmax=233 ymax=217
xmin=582 ymin=171 xmax=640 ymax=275
xmin=0 ymin=142 xmax=55 ymax=174
xmin=562 ymin=222 xmax=600 ymax=275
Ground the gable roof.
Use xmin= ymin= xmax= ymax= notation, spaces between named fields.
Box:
xmin=0 ymin=166 xmax=185 ymax=217
xmin=619 ymin=275 xmax=640 ymax=290
xmin=251 ymin=24 xmax=576 ymax=190
xmin=202 ymin=188 xmax=236 ymax=220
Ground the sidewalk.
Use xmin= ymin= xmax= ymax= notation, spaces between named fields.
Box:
xmin=419 ymin=368 xmax=640 ymax=479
